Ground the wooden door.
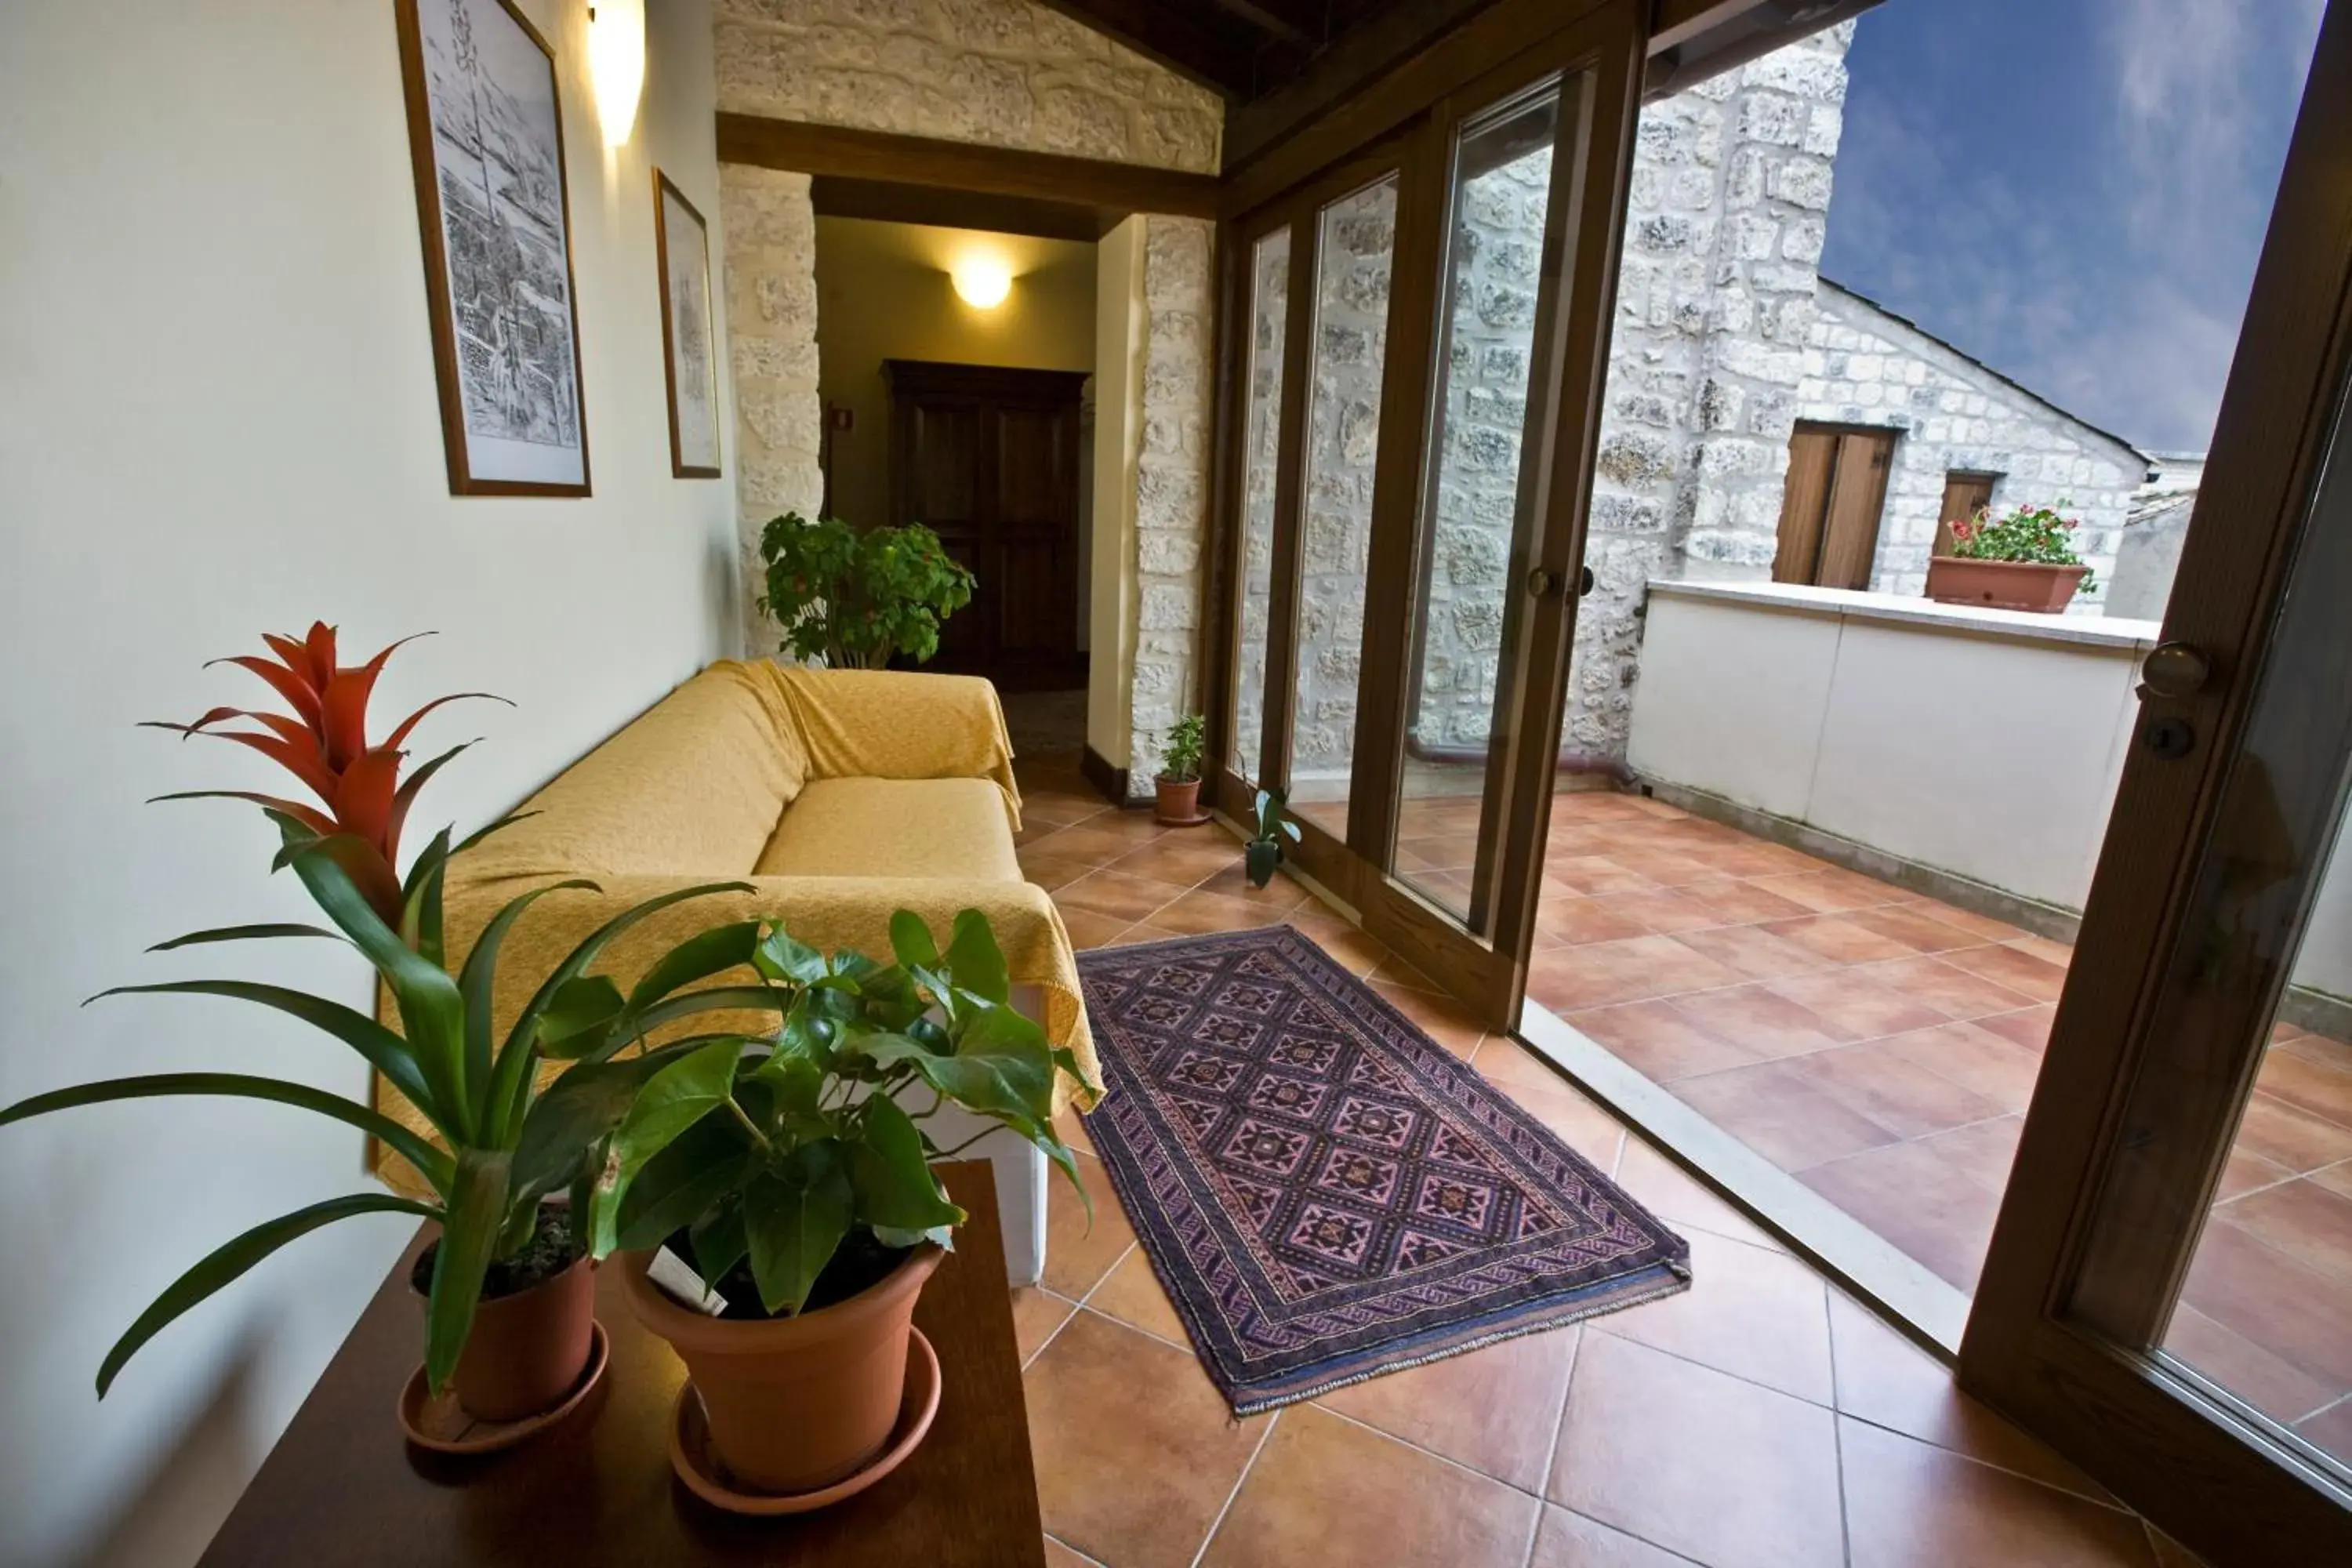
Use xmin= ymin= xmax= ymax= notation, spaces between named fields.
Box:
xmin=886 ymin=360 xmax=1088 ymax=690
xmin=1935 ymin=469 xmax=1999 ymax=554
xmin=1774 ymin=422 xmax=1895 ymax=589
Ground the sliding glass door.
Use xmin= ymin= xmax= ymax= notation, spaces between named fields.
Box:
xmin=1205 ymin=0 xmax=1646 ymax=1029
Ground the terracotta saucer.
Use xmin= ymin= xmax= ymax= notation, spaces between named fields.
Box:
xmin=398 ymin=1320 xmax=609 ymax=1455
xmin=667 ymin=1327 xmax=942 ymax=1516
xmin=1155 ymin=811 xmax=1215 ymax=827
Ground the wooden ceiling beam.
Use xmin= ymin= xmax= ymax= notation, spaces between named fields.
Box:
xmin=1207 ymin=0 xmax=1325 ymax=48
xmin=1027 ymin=0 xmax=1261 ymax=99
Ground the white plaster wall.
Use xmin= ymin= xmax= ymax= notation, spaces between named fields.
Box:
xmin=0 ymin=2 xmax=736 ymax=1562
xmin=1087 ymin=218 xmax=1147 ymax=776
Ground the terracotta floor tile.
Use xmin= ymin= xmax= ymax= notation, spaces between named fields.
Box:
xmin=2231 ymin=1090 xmax=2352 ymax=1174
xmin=1368 ymin=978 xmax=1484 ymax=1057
xmin=1977 ymin=1004 xmax=2057 ymax=1053
xmin=1110 ymin=832 xmax=1245 ymax=886
xmin=1526 ymin=935 xmax=1745 ymax=1012
xmin=1052 ymin=1105 xmax=1096 ymax=1156
xmin=1679 ymin=877 xmax=1821 ymax=925
xmin=2292 ymin=1397 xmax=2352 ymax=1464
xmin=1671 ymin=1059 xmax=1905 ymax=1171
xmin=1058 ymin=907 xmax=1137 ymax=949
xmin=1474 ymin=1040 xmax=1630 ymax=1164
xmin=1612 ymin=1136 xmax=1790 ymax=1252
xmin=1526 ymin=1506 xmax=1693 ymax=1567
xmin=1825 ymin=1292 xmax=2111 ymax=1501
xmin=1150 ymin=887 xmax=1288 ymax=936
xmin=2254 ymin=1047 xmax=2352 ymax=1130
xmin=1396 ymin=833 xmax=1483 ymax=872
xmin=1592 ymin=1228 xmax=1832 ymax=1403
xmin=1316 ymin=1324 xmax=1578 ymax=1491
xmin=1838 ymin=1417 xmax=2155 ymax=1567
xmin=1013 ymin=1286 xmax=1077 ymax=1364
xmin=1190 ymin=862 xmax=1315 ymax=913
xmin=1877 ymin=1021 xmax=2046 ymax=1113
xmin=1704 ymin=841 xmax=1832 ymax=880
xmin=2213 ymin=1142 xmax=2296 ymax=1202
xmin=1033 ymin=820 xmax=1168 ymax=862
xmin=1843 ymin=902 xmax=1994 ymax=954
xmin=1747 ymin=865 xmax=1909 ymax=914
xmin=2212 ymin=1176 xmax=2352 ymax=1287
xmin=1055 ymin=867 xmax=1196 ymax=924
xmin=1913 ymin=1115 xmax=2024 ymax=1195
xmin=1043 ymin=1152 xmax=1137 ymax=1299
xmin=2181 ymin=1217 xmax=2352 ymax=1386
xmin=1550 ymin=1333 xmax=1846 ymax=1568
xmin=1797 ymin=1139 xmax=2002 ymax=1292
xmin=1666 ymin=981 xmax=1858 ymax=1061
xmin=1026 ymin=1312 xmax=1267 ymax=1568
xmin=1760 ymin=968 xmax=1952 ymax=1041
xmin=2310 ymin=1159 xmax=2352 ymax=1200
xmin=1763 ymin=913 xmax=1926 ymax=966
xmin=2008 ymin=932 xmax=2077 ymax=966
xmin=1085 ymin=1247 xmax=1190 ymax=1346
xmin=1287 ymin=907 xmax=1392 ymax=977
xmin=1568 ymin=996 xmax=1768 ymax=1081
xmin=1674 ymin=921 xmax=1843 ymax=982
xmin=1849 ymin=954 xmax=2038 ymax=1021
xmin=1043 ymin=1533 xmax=1098 ymax=1567
xmin=1368 ymin=951 xmax=1443 ymax=993
xmin=1020 ymin=851 xmax=1099 ymax=892
xmin=1604 ymin=847 xmax=1729 ymax=887
xmin=1537 ymin=895 xmax=1657 ymax=946
xmin=1940 ymin=942 xmax=2071 ymax=1004
xmin=1545 ymin=856 xmax=1671 ymax=897
xmin=1202 ymin=1404 xmax=1540 ymax=1568
xmin=2281 ymin=1032 xmax=2352 ymax=1075
xmin=1893 ymin=898 xmax=2027 ymax=942
xmin=1782 ymin=1039 xmax=2009 ymax=1142
xmin=1103 ymin=920 xmax=1188 ymax=949
xmin=2159 ymin=1302 xmax=2341 ymax=1427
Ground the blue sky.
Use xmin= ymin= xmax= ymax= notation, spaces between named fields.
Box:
xmin=1819 ymin=0 xmax=2326 ymax=452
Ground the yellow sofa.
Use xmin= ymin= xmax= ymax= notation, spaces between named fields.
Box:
xmin=372 ymin=659 xmax=1098 ymax=1282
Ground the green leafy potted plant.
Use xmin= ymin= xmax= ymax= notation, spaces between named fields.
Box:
xmin=1246 ymin=788 xmax=1302 ymax=888
xmin=601 ymin=907 xmax=1080 ymax=1496
xmin=1926 ymin=500 xmax=2096 ymax=612
xmin=0 ymin=626 xmax=782 ymax=1429
xmin=1153 ymin=713 xmax=1209 ymax=826
xmin=756 ymin=512 xmax=977 ymax=668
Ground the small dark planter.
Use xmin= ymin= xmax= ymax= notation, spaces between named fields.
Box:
xmin=1924 ymin=556 xmax=2087 ymax=613
xmin=1245 ymin=839 xmax=1282 ymax=888
xmin=1154 ymin=775 xmax=1207 ymax=826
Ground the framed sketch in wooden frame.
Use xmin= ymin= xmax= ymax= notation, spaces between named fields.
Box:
xmin=652 ymin=170 xmax=722 ymax=478
xmin=394 ymin=0 xmax=591 ymax=496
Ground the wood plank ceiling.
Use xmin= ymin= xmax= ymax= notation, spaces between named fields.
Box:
xmin=1029 ymin=0 xmax=1405 ymax=109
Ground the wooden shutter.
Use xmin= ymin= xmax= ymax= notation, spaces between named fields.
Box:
xmin=1774 ymin=426 xmax=1839 ymax=583
xmin=1817 ymin=430 xmax=1896 ymax=589
xmin=1935 ymin=470 xmax=1998 ymax=555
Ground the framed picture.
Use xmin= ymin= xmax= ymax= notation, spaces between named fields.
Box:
xmin=652 ymin=170 xmax=722 ymax=479
xmin=394 ymin=0 xmax=590 ymax=496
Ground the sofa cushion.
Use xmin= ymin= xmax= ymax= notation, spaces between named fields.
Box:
xmin=754 ymin=777 xmax=1022 ymax=882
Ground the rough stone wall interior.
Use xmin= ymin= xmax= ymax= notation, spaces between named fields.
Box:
xmin=1124 ymin=215 xmax=1216 ymax=792
xmin=1229 ymin=229 xmax=1290 ymax=784
xmin=720 ymin=164 xmax=826 ymax=652
xmin=713 ymin=0 xmax=1221 ymax=173
xmin=710 ymin=0 xmax=1221 ymax=753
xmin=1288 ymin=178 xmax=1399 ymax=797
xmin=1406 ymin=143 xmax=1552 ymax=757
xmin=1798 ymin=285 xmax=2139 ymax=603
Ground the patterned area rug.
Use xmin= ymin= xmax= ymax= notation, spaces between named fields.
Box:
xmin=1076 ymin=926 xmax=1692 ymax=1414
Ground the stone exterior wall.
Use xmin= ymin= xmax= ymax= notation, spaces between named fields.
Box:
xmin=1228 ymin=230 xmax=1290 ymax=782
xmin=1795 ymin=282 xmax=2143 ymax=603
xmin=710 ymin=0 xmax=1221 ymax=796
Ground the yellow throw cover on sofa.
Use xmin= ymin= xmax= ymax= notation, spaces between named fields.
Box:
xmin=370 ymin=659 xmax=1099 ymax=1192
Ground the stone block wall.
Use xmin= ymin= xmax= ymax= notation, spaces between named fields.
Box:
xmin=1228 ymin=230 xmax=1290 ymax=782
xmin=1795 ymin=282 xmax=2142 ymax=602
xmin=710 ymin=0 xmax=1221 ymax=797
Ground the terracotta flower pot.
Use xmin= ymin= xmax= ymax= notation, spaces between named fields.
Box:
xmin=619 ymin=1243 xmax=944 ymax=1494
xmin=416 ymin=1252 xmax=597 ymax=1423
xmin=1154 ymin=775 xmax=1203 ymax=825
xmin=1924 ymin=556 xmax=2088 ymax=613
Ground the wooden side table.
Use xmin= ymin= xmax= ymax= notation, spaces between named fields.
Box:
xmin=198 ymin=1161 xmax=1044 ymax=1566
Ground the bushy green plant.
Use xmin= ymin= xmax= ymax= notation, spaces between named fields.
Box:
xmin=757 ymin=513 xmax=976 ymax=669
xmin=0 ymin=626 xmax=787 ymax=1397
xmin=1246 ymin=788 xmax=1301 ymax=889
xmin=1947 ymin=500 xmax=2097 ymax=593
xmin=593 ymin=909 xmax=1083 ymax=1316
xmin=1158 ymin=713 xmax=1207 ymax=784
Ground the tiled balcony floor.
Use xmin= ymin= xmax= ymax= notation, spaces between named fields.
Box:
xmin=1011 ymin=750 xmax=2201 ymax=1567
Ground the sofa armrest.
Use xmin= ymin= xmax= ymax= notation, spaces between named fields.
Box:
xmin=372 ymin=870 xmax=1098 ymax=1189
xmin=768 ymin=666 xmax=1021 ymax=822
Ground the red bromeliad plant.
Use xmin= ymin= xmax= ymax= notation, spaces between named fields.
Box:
xmin=2 ymin=624 xmax=791 ymax=1402
xmin=143 ymin=622 xmax=503 ymax=934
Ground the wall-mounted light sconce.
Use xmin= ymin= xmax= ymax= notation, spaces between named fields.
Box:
xmin=950 ymin=256 xmax=1013 ymax=310
xmin=588 ymin=1 xmax=644 ymax=148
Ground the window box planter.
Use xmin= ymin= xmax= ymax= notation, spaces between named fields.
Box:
xmin=1925 ymin=556 xmax=2089 ymax=613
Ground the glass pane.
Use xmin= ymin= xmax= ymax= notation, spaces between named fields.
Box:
xmin=1395 ymin=78 xmax=1570 ymax=923
xmin=1228 ymin=227 xmax=1290 ymax=786
xmin=1287 ymin=176 xmax=1400 ymax=839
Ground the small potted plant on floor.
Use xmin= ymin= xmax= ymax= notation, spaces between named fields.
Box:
xmin=1926 ymin=501 xmax=2096 ymax=612
xmin=757 ymin=512 xmax=976 ymax=668
xmin=602 ymin=908 xmax=1080 ymax=1498
xmin=1245 ymin=788 xmax=1302 ymax=888
xmin=0 ymin=626 xmax=781 ymax=1433
xmin=1153 ymin=713 xmax=1209 ymax=826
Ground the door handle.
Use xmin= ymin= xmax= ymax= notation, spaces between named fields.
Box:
xmin=1579 ymin=565 xmax=1595 ymax=597
xmin=1524 ymin=567 xmax=1560 ymax=598
xmin=2140 ymin=641 xmax=2212 ymax=700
